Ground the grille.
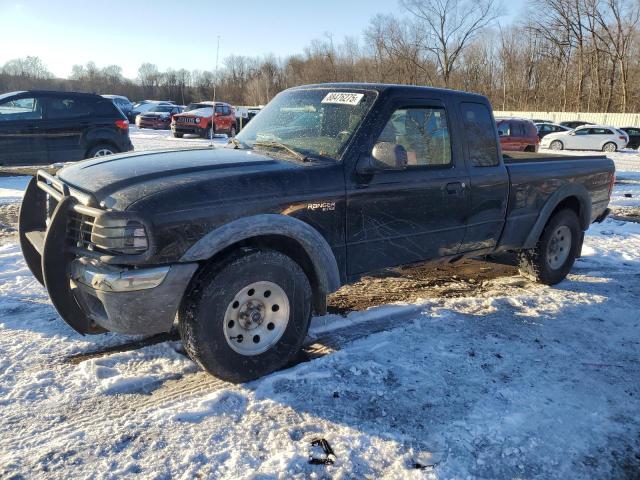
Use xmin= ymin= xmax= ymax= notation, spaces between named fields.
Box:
xmin=68 ymin=210 xmax=100 ymax=252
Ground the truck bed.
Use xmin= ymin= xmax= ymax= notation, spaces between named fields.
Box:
xmin=497 ymin=152 xmax=615 ymax=251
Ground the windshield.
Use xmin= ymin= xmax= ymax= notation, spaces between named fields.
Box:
xmin=235 ymin=88 xmax=376 ymax=160
xmin=186 ymin=103 xmax=210 ymax=111
xmin=149 ymin=105 xmax=173 ymax=113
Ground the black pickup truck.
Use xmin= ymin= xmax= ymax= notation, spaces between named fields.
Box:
xmin=19 ymin=83 xmax=614 ymax=381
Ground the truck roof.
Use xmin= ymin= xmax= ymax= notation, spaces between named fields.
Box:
xmin=288 ymin=82 xmax=489 ymax=102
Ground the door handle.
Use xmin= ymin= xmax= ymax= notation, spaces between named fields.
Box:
xmin=445 ymin=182 xmax=465 ymax=195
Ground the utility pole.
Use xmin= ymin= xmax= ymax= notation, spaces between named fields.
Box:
xmin=210 ymin=35 xmax=221 ymax=147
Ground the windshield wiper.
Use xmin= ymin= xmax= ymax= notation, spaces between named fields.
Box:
xmin=252 ymin=140 xmax=309 ymax=162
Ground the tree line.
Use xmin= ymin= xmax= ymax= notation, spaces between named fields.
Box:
xmin=1 ymin=0 xmax=639 ymax=113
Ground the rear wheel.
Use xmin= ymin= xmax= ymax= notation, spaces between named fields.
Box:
xmin=518 ymin=209 xmax=581 ymax=285
xmin=179 ymin=250 xmax=312 ymax=382
xmin=173 ymin=132 xmax=184 ymax=138
xmin=602 ymin=142 xmax=617 ymax=152
xmin=87 ymin=144 xmax=118 ymax=158
xmin=550 ymin=140 xmax=563 ymax=151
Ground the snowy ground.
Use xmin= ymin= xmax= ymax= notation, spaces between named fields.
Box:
xmin=0 ymin=131 xmax=639 ymax=478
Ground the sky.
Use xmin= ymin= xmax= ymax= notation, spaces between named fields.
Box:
xmin=2 ymin=0 xmax=526 ymax=79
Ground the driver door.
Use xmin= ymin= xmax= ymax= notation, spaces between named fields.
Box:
xmin=345 ymin=99 xmax=469 ymax=276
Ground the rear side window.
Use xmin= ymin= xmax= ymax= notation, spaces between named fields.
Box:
xmin=93 ymin=100 xmax=122 ymax=117
xmin=461 ymin=102 xmax=499 ymax=167
xmin=497 ymin=122 xmax=510 ymax=136
xmin=511 ymin=122 xmax=525 ymax=137
xmin=46 ymin=97 xmax=93 ymax=120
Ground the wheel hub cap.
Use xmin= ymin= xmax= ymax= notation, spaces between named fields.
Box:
xmin=546 ymin=225 xmax=572 ymax=270
xmin=223 ymin=281 xmax=290 ymax=356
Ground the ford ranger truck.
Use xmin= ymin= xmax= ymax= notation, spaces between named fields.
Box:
xmin=19 ymin=83 xmax=614 ymax=382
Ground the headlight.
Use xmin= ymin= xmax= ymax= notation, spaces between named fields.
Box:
xmin=91 ymin=216 xmax=149 ymax=255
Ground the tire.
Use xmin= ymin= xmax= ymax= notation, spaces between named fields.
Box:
xmin=201 ymin=125 xmax=214 ymax=139
xmin=602 ymin=142 xmax=617 ymax=152
xmin=87 ymin=144 xmax=118 ymax=158
xmin=550 ymin=140 xmax=563 ymax=151
xmin=173 ymin=132 xmax=184 ymax=138
xmin=179 ymin=249 xmax=312 ymax=382
xmin=524 ymin=145 xmax=535 ymax=152
xmin=517 ymin=209 xmax=581 ymax=285
xmin=229 ymin=125 xmax=236 ymax=137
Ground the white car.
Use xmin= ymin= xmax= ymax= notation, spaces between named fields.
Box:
xmin=541 ymin=125 xmax=628 ymax=152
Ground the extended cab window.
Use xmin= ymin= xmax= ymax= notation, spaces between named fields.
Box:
xmin=377 ymin=107 xmax=451 ymax=167
xmin=497 ymin=122 xmax=510 ymax=136
xmin=461 ymin=102 xmax=499 ymax=167
xmin=0 ymin=97 xmax=43 ymax=121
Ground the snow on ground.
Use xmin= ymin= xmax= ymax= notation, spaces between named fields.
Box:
xmin=0 ymin=137 xmax=638 ymax=478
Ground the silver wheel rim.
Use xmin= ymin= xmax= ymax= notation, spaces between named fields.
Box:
xmin=550 ymin=141 xmax=562 ymax=150
xmin=546 ymin=225 xmax=572 ymax=270
xmin=94 ymin=148 xmax=114 ymax=157
xmin=604 ymin=143 xmax=616 ymax=152
xmin=223 ymin=281 xmax=290 ymax=356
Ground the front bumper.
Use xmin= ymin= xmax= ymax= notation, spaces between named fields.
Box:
xmin=172 ymin=124 xmax=206 ymax=136
xmin=18 ymin=172 xmax=198 ymax=335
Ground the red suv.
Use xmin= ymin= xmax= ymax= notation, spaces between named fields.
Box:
xmin=171 ymin=101 xmax=236 ymax=138
xmin=496 ymin=118 xmax=539 ymax=152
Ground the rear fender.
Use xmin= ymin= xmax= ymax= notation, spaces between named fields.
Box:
xmin=523 ymin=183 xmax=591 ymax=249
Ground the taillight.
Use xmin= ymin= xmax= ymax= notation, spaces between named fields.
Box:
xmin=619 ymin=136 xmax=626 ymax=141
xmin=115 ymin=119 xmax=129 ymax=130
xmin=609 ymin=173 xmax=616 ymax=198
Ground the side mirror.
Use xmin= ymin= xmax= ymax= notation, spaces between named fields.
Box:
xmin=569 ymin=131 xmax=575 ymax=135
xmin=356 ymin=142 xmax=408 ymax=175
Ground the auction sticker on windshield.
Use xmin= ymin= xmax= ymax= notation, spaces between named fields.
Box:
xmin=321 ymin=92 xmax=364 ymax=106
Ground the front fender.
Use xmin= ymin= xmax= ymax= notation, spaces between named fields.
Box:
xmin=180 ymin=213 xmax=341 ymax=295
xmin=523 ymin=183 xmax=591 ymax=249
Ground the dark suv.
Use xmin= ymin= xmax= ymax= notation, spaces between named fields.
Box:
xmin=0 ymin=90 xmax=134 ymax=166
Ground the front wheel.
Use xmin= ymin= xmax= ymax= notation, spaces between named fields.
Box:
xmin=602 ymin=142 xmax=617 ymax=152
xmin=179 ymin=250 xmax=312 ymax=382
xmin=173 ymin=132 xmax=184 ymax=138
xmin=550 ymin=140 xmax=564 ymax=151
xmin=518 ymin=209 xmax=581 ymax=285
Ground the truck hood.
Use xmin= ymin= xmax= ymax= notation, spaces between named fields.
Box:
xmin=57 ymin=147 xmax=293 ymax=209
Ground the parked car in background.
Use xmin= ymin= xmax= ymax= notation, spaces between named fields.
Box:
xmin=171 ymin=102 xmax=236 ymax=138
xmin=496 ymin=117 xmax=539 ymax=152
xmin=620 ymin=127 xmax=640 ymax=149
xmin=535 ymin=122 xmax=571 ymax=139
xmin=102 ymin=95 xmax=133 ymax=117
xmin=136 ymin=104 xmax=183 ymax=129
xmin=128 ymin=100 xmax=175 ymax=122
xmin=0 ymin=90 xmax=132 ymax=165
xmin=560 ymin=120 xmax=594 ymax=129
xmin=541 ymin=125 xmax=628 ymax=152
xmin=235 ymin=106 xmax=263 ymax=131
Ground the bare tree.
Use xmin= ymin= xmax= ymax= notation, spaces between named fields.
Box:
xmin=401 ymin=0 xmax=500 ymax=86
